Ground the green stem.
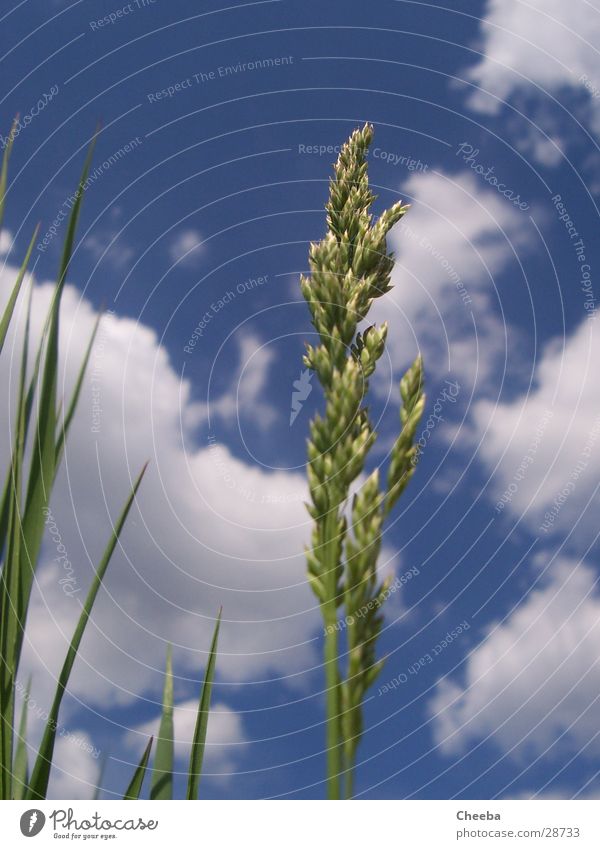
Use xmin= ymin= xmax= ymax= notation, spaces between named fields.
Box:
xmin=321 ymin=507 xmax=343 ymax=800
xmin=0 ymin=693 xmax=14 ymax=799
xmin=345 ymin=759 xmax=355 ymax=799
xmin=323 ymin=599 xmax=342 ymax=800
xmin=342 ymin=587 xmax=355 ymax=800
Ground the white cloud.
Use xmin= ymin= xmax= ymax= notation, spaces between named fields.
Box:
xmin=373 ymin=169 xmax=530 ymax=396
xmin=48 ymin=732 xmax=101 ymax=799
xmin=13 ymin=683 xmax=101 ymax=799
xmin=473 ymin=316 xmax=600 ymax=539
xmin=503 ymin=110 xmax=566 ymax=167
xmin=0 ymin=257 xmax=413 ymax=732
xmin=0 ymin=229 xmax=14 ymax=256
xmin=0 ymin=269 xmax=321 ymax=720
xmin=0 ymin=165 xmax=527 ymax=755
xmin=463 ymin=1 xmax=600 ymax=114
xmin=430 ymin=557 xmax=600 ymax=762
xmin=169 ymin=229 xmax=204 ymax=267
xmin=460 ymin=0 xmax=600 ymax=166
xmin=83 ymin=230 xmax=135 ymax=270
xmin=129 ymin=701 xmax=245 ymax=776
xmin=192 ymin=331 xmax=279 ymax=430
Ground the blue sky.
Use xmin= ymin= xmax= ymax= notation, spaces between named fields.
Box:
xmin=2 ymin=0 xmax=600 ymax=799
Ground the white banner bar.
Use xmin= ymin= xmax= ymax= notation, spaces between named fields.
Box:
xmin=1 ymin=800 xmax=597 ymax=847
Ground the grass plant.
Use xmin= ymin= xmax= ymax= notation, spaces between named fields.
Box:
xmin=0 ymin=129 xmax=220 ymax=800
xmin=301 ymin=124 xmax=426 ymax=798
xmin=1 ymin=120 xmax=423 ymax=802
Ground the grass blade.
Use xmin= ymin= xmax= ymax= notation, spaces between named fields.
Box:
xmin=0 ymin=226 xmax=39 ymax=356
xmin=0 ymin=278 xmax=34 ymax=562
xmin=0 ymin=135 xmax=97 ymax=798
xmin=26 ymin=463 xmax=147 ymax=800
xmin=12 ymin=676 xmax=31 ymax=800
xmin=55 ymin=310 xmax=101 ymax=464
xmin=18 ymin=137 xmax=98 ymax=665
xmin=0 ymin=279 xmax=32 ymax=800
xmin=150 ymin=644 xmax=174 ymax=800
xmin=186 ymin=609 xmax=221 ymax=800
xmin=0 ymin=117 xmax=18 ymax=236
xmin=123 ymin=737 xmax=153 ymax=800
xmin=0 ymin=462 xmax=21 ymax=799
xmin=0 ymin=284 xmax=52 ymax=571
xmin=57 ymin=131 xmax=97 ymax=289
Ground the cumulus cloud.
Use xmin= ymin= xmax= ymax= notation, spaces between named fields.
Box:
xmin=463 ymin=1 xmax=600 ymax=114
xmin=47 ymin=731 xmax=101 ymax=799
xmin=169 ymin=229 xmax=204 ymax=267
xmin=430 ymin=557 xmax=600 ymax=762
xmin=502 ymin=110 xmax=566 ymax=167
xmin=0 ymin=266 xmax=323 ymax=724
xmin=460 ymin=1 xmax=600 ymax=166
xmin=192 ymin=331 xmax=279 ymax=430
xmin=373 ymin=169 xmax=530 ymax=396
xmin=83 ymin=230 xmax=135 ymax=270
xmin=473 ymin=316 xmax=599 ymax=540
xmin=0 ymin=229 xmax=14 ymax=256
xmin=129 ymin=701 xmax=245 ymax=776
xmin=13 ymin=680 xmax=101 ymax=799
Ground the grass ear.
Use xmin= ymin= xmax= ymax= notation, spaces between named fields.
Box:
xmin=302 ymin=125 xmax=423 ymax=798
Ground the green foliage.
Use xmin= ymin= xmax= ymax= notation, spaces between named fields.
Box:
xmin=128 ymin=614 xmax=221 ymax=801
xmin=12 ymin=676 xmax=31 ymax=799
xmin=0 ymin=125 xmax=222 ymax=802
xmin=186 ymin=609 xmax=221 ymax=800
xmin=0 ymin=128 xmax=146 ymax=800
xmin=26 ymin=466 xmax=147 ymax=800
xmin=150 ymin=645 xmax=174 ymax=800
xmin=301 ymin=125 xmax=426 ymax=798
xmin=124 ymin=738 xmax=153 ymax=800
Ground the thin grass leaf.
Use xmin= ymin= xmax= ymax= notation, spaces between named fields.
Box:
xmin=26 ymin=463 xmax=147 ymax=800
xmin=123 ymin=737 xmax=153 ymax=800
xmin=18 ymin=138 xmax=98 ymax=659
xmin=0 ymin=471 xmax=11 ymax=570
xmin=0 ymin=285 xmax=52 ymax=582
xmin=0 ymin=278 xmax=34 ymax=562
xmin=0 ymin=117 xmax=18 ymax=236
xmin=12 ymin=676 xmax=31 ymax=800
xmin=58 ymin=131 xmax=98 ymax=289
xmin=55 ymin=310 xmax=101 ymax=464
xmin=0 ymin=467 xmax=21 ymax=798
xmin=150 ymin=644 xmax=174 ymax=800
xmin=0 ymin=226 xmax=38 ymax=356
xmin=186 ymin=609 xmax=221 ymax=801
xmin=0 ymin=143 xmax=93 ymax=799
xmin=19 ymin=295 xmax=52 ymax=454
xmin=0 ymin=282 xmax=32 ymax=800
